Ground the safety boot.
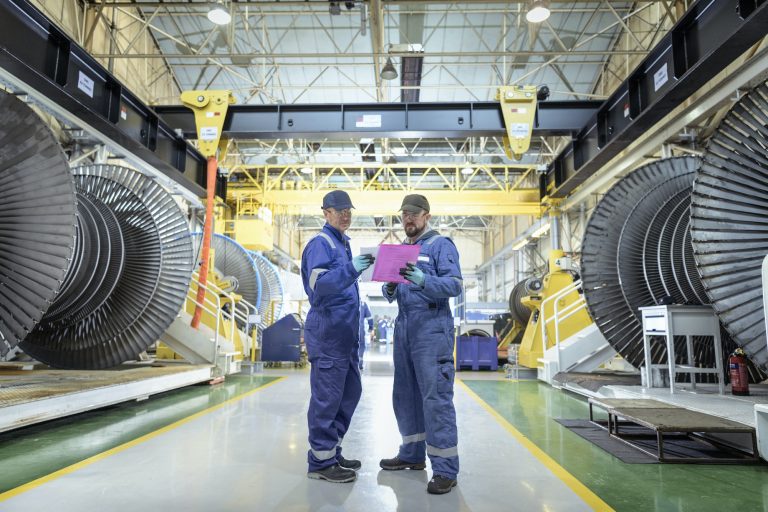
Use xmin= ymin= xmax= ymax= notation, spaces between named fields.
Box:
xmin=307 ymin=464 xmax=357 ymax=483
xmin=427 ymin=475 xmax=457 ymax=494
xmin=338 ymin=456 xmax=362 ymax=470
xmin=379 ymin=456 xmax=427 ymax=471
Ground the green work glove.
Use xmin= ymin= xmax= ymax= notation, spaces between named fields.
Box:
xmin=385 ymin=282 xmax=397 ymax=295
xmin=399 ymin=262 xmax=425 ymax=287
xmin=352 ymin=254 xmax=375 ymax=273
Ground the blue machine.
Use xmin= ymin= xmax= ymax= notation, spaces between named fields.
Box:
xmin=261 ymin=313 xmax=303 ymax=363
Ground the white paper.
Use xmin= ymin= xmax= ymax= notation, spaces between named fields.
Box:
xmin=359 ymin=246 xmax=379 ymax=282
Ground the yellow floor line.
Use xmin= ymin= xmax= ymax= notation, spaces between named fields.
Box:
xmin=457 ymin=379 xmax=615 ymax=512
xmin=0 ymin=376 xmax=286 ymax=503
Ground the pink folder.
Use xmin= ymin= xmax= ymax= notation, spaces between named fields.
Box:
xmin=371 ymin=244 xmax=421 ymax=284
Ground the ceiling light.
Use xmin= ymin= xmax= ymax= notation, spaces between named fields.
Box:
xmin=300 ymin=166 xmax=314 ymax=174
xmin=380 ymin=58 xmax=398 ymax=80
xmin=526 ymin=0 xmax=550 ymax=23
xmin=207 ymin=1 xmax=232 ymax=25
xmin=461 ymin=166 xmax=474 ymax=175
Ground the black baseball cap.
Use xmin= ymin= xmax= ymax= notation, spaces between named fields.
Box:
xmin=322 ymin=190 xmax=354 ymax=210
xmin=400 ymin=194 xmax=430 ymax=213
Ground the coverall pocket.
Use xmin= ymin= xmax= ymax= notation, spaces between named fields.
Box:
xmin=317 ymin=359 xmax=334 ymax=369
xmin=437 ymin=362 xmax=455 ymax=393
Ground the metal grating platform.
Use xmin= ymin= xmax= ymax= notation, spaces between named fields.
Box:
xmin=588 ymin=397 xmax=759 ymax=463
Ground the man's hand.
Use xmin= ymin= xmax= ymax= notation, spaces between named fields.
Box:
xmin=352 ymin=254 xmax=375 ymax=273
xmin=399 ymin=263 xmax=425 ymax=287
xmin=385 ymin=282 xmax=397 ymax=295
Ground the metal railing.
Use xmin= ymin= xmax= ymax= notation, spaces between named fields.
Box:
xmin=185 ymin=272 xmax=260 ymax=361
xmin=539 ymin=279 xmax=588 ymax=371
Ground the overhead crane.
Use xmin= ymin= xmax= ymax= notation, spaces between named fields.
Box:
xmin=1 ymin=0 xmax=765 ymax=214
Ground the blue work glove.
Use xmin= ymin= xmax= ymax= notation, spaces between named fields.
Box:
xmin=399 ymin=262 xmax=425 ymax=287
xmin=352 ymin=254 xmax=375 ymax=273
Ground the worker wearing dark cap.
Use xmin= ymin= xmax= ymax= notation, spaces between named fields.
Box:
xmin=379 ymin=193 xmax=463 ymax=494
xmin=301 ymin=190 xmax=375 ymax=483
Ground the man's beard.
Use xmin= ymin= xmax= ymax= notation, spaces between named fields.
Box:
xmin=405 ymin=224 xmax=421 ymax=238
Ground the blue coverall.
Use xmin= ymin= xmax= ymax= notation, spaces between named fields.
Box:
xmin=301 ymin=223 xmax=362 ymax=472
xmin=358 ymin=302 xmax=372 ymax=368
xmin=378 ymin=318 xmax=388 ymax=342
xmin=383 ymin=230 xmax=463 ymax=479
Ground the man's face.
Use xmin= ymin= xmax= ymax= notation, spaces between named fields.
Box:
xmin=401 ymin=208 xmax=430 ymax=238
xmin=324 ymin=207 xmax=352 ymax=233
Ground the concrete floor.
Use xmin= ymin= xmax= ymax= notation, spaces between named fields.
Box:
xmin=4 ymin=343 xmax=768 ymax=511
xmin=0 ymin=344 xmax=599 ymax=511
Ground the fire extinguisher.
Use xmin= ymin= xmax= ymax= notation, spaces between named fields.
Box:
xmin=729 ymin=348 xmax=750 ymax=396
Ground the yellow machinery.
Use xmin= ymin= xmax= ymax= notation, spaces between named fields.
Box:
xmin=226 ymin=197 xmax=274 ymax=252
xmin=496 ymin=318 xmax=525 ymax=361
xmin=157 ymin=249 xmax=250 ymax=362
xmin=517 ymin=249 xmax=594 ymax=368
xmin=496 ymin=85 xmax=538 ymax=160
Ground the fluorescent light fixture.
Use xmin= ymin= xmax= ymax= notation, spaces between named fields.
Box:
xmin=360 ymin=137 xmax=374 ymax=144
xmin=300 ymin=166 xmax=314 ymax=174
xmin=391 ymin=146 xmax=408 ymax=156
xmin=525 ymin=0 xmax=550 ymax=23
xmin=531 ymin=223 xmax=550 ymax=238
xmin=208 ymin=2 xmax=232 ymax=25
xmin=512 ymin=239 xmax=529 ymax=250
xmin=461 ymin=166 xmax=474 ymax=175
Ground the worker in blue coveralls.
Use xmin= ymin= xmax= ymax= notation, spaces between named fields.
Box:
xmin=301 ymin=190 xmax=375 ymax=483
xmin=379 ymin=193 xmax=463 ymax=495
xmin=358 ymin=300 xmax=373 ymax=370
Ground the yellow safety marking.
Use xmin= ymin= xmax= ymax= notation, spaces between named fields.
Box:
xmin=0 ymin=376 xmax=286 ymax=502
xmin=457 ymin=379 xmax=614 ymax=512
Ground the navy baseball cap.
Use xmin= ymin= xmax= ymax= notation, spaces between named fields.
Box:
xmin=322 ymin=190 xmax=354 ymax=210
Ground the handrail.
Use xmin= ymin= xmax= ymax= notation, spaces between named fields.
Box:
xmin=188 ymin=271 xmax=260 ymax=360
xmin=184 ymin=279 xmax=222 ymax=360
xmin=552 ymin=284 xmax=588 ymax=372
xmin=540 ymin=279 xmax=580 ymax=353
xmin=539 ymin=279 xmax=589 ymax=371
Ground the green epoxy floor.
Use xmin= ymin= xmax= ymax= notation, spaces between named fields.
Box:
xmin=0 ymin=374 xmax=277 ymax=494
xmin=464 ymin=379 xmax=768 ymax=512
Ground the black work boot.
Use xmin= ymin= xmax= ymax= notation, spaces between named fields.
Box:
xmin=338 ymin=456 xmax=362 ymax=470
xmin=379 ymin=456 xmax=427 ymax=471
xmin=307 ymin=464 xmax=357 ymax=483
xmin=427 ymin=475 xmax=457 ymax=494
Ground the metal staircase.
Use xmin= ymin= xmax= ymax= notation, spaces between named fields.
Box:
xmin=536 ymin=280 xmax=619 ymax=385
xmin=160 ymin=272 xmax=259 ymax=376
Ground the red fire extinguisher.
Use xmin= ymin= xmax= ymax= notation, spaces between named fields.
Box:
xmin=729 ymin=348 xmax=750 ymax=396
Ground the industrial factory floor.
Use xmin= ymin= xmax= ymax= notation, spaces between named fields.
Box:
xmin=1 ymin=346 xmax=768 ymax=511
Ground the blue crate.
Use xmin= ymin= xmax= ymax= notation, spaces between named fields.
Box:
xmin=456 ymin=335 xmax=498 ymax=371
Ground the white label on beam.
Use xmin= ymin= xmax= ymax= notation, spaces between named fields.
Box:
xmin=77 ymin=71 xmax=94 ymax=98
xmin=654 ymin=63 xmax=669 ymax=92
xmin=356 ymin=115 xmax=382 ymax=128
xmin=200 ymin=126 xmax=218 ymax=140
